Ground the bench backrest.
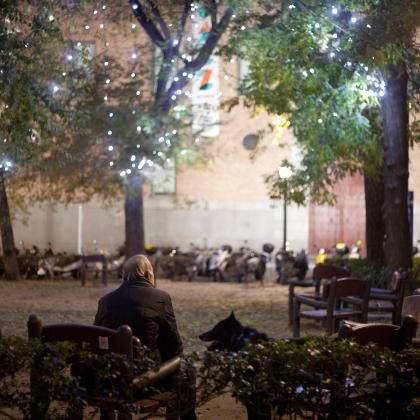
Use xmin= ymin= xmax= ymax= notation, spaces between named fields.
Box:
xmin=27 ymin=315 xmax=133 ymax=361
xmin=402 ymin=294 xmax=420 ymax=323
xmin=313 ymin=264 xmax=350 ymax=280
xmin=338 ymin=316 xmax=417 ymax=350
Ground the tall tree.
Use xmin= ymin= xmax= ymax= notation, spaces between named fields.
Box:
xmin=0 ymin=0 xmax=72 ymax=280
xmin=0 ymin=1 xmax=111 ymax=279
xmin=77 ymin=0 xmax=241 ymax=258
xmin=223 ymin=0 xmax=419 ymax=268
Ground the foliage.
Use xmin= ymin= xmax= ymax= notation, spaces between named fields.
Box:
xmin=2 ymin=334 xmax=420 ymax=418
xmin=0 ymin=1 xmax=114 ymax=206
xmin=0 ymin=336 xmax=161 ymax=419
xmin=222 ymin=0 xmax=419 ymax=204
xmin=197 ymin=338 xmax=420 ymax=418
xmin=326 ymin=257 xmax=420 ymax=292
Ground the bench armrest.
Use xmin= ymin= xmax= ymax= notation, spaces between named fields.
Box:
xmin=295 ymin=294 xmax=327 ymax=308
xmin=132 ymin=356 xmax=181 ymax=388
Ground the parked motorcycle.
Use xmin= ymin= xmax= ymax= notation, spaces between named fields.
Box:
xmin=209 ymin=245 xmax=232 ymax=281
xmin=154 ymin=247 xmax=198 ymax=281
xmin=276 ymin=248 xmax=308 ymax=284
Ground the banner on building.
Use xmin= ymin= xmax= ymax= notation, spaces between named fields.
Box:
xmin=191 ymin=5 xmax=220 ymax=137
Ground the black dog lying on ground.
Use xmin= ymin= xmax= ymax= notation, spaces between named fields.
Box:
xmin=199 ymin=311 xmax=268 ymax=351
xmin=200 ymin=312 xmax=271 ymax=420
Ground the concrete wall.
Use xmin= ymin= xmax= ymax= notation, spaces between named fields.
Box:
xmin=12 ymin=198 xmax=308 ymax=255
xmin=409 ymin=143 xmax=420 ymax=249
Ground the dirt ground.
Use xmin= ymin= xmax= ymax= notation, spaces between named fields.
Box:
xmin=0 ymin=277 xmax=322 ymax=419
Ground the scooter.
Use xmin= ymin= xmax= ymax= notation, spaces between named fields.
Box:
xmin=276 ymin=248 xmax=308 ymax=284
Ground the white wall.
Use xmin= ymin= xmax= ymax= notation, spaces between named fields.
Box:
xmin=10 ymin=198 xmax=309 ymax=255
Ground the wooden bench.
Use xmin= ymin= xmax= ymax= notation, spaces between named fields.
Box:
xmin=27 ymin=315 xmax=181 ymax=419
xmin=80 ymin=254 xmax=108 ymax=286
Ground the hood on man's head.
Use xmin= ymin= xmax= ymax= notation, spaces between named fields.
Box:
xmin=123 ymin=254 xmax=155 ymax=285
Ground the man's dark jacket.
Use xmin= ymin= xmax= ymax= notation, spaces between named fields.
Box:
xmin=94 ymin=278 xmax=183 ymax=362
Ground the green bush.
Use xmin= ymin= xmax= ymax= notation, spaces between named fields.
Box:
xmin=1 ymin=335 xmax=420 ymax=418
xmin=326 ymin=257 xmax=420 ymax=292
xmin=197 ymin=338 xmax=420 ymax=419
xmin=0 ymin=336 xmax=159 ymax=419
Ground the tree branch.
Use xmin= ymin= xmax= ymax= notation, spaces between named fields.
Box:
xmin=129 ymin=0 xmax=165 ymax=48
xmin=187 ymin=6 xmax=233 ymax=73
xmin=156 ymin=6 xmax=234 ymax=113
xmin=145 ymin=0 xmax=171 ymax=40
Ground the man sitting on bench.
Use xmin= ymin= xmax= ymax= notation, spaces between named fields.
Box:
xmin=94 ymin=254 xmax=197 ymax=420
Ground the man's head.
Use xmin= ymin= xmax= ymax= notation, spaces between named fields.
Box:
xmin=123 ymin=254 xmax=155 ymax=285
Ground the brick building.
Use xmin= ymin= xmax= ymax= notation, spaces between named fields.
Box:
xmin=11 ymin=3 xmax=420 ymax=256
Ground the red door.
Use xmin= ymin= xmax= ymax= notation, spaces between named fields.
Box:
xmin=308 ymin=174 xmax=365 ymax=255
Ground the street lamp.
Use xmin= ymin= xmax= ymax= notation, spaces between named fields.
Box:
xmin=278 ymin=166 xmax=293 ymax=251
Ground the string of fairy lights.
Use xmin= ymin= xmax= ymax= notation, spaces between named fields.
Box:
xmin=1 ymin=2 xmax=385 ymax=175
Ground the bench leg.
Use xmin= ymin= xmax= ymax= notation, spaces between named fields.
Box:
xmin=292 ymin=298 xmax=301 ymax=338
xmin=288 ymin=284 xmax=295 ymax=325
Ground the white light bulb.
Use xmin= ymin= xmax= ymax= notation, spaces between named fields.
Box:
xmin=173 ymin=39 xmax=179 ymax=46
xmin=172 ymin=130 xmax=177 ymax=134
xmin=132 ymin=3 xmax=138 ymax=10
xmin=120 ymin=171 xmax=126 ymax=177
xmin=131 ymin=53 xmax=137 ymax=59
xmin=131 ymin=72 xmax=136 ymax=78
xmin=66 ymin=54 xmax=73 ymax=61
xmin=329 ymin=51 xmax=336 ymax=58
xmin=331 ymin=6 xmax=338 ymax=15
xmin=366 ymin=24 xmax=372 ymax=29
xmin=93 ymin=10 xmax=98 ymax=15
xmin=105 ymin=79 xmax=111 ymax=84
xmin=104 ymin=95 xmax=108 ymax=101
xmin=99 ymin=23 xmax=104 ymax=29
xmin=136 ymin=90 xmax=141 ymax=96
xmin=317 ymin=118 xmax=323 ymax=124
xmin=288 ymin=4 xmax=296 ymax=9
xmin=350 ymin=16 xmax=357 ymax=23
xmin=48 ymin=14 xmax=55 ymax=22
xmin=309 ymin=68 xmax=315 ymax=74
xmin=104 ymin=61 xmax=109 ymax=66
xmin=241 ymin=26 xmax=246 ymax=31
xmin=171 ymin=95 xmax=176 ymax=100
xmin=85 ymin=25 xmax=90 ymax=30
xmin=109 ymin=161 xmax=114 ymax=166
xmin=174 ymin=77 xmax=179 ymax=82
xmin=108 ymin=145 xmax=114 ymax=151
xmin=137 ymin=126 xmax=141 ymax=132
xmin=53 ymin=85 xmax=59 ymax=93
xmin=109 ymin=112 xmax=114 ymax=118
xmin=126 ymin=169 xmax=132 ymax=175
xmin=102 ymin=5 xmax=106 ymax=10
xmin=132 ymin=23 xmax=136 ymax=29
xmin=131 ymin=155 xmax=136 ymax=162
xmin=107 ymin=130 xmax=112 ymax=135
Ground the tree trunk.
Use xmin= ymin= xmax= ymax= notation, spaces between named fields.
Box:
xmin=124 ymin=174 xmax=145 ymax=259
xmin=380 ymin=62 xmax=411 ymax=270
xmin=0 ymin=170 xmax=20 ymax=280
xmin=364 ymin=172 xmax=385 ymax=263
